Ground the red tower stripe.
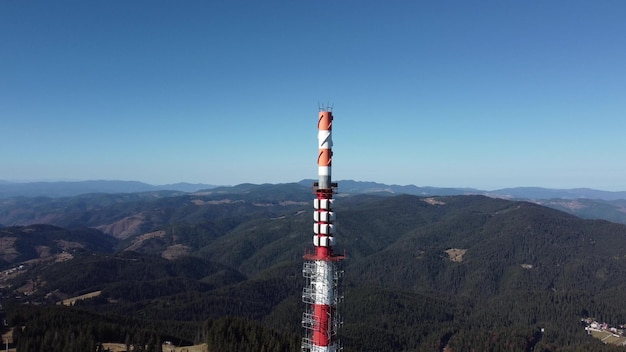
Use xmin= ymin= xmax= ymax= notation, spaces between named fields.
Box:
xmin=318 ymin=149 xmax=332 ymax=166
xmin=312 ymin=304 xmax=331 ymax=346
xmin=318 ymin=112 xmax=332 ymax=130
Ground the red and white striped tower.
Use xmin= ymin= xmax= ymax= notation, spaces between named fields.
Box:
xmin=302 ymin=108 xmax=345 ymax=352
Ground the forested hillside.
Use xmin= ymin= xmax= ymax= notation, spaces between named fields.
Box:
xmin=2 ymin=187 xmax=626 ymax=351
xmin=0 ymin=224 xmax=116 ymax=269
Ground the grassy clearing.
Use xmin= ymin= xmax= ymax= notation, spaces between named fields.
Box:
xmin=102 ymin=343 xmax=208 ymax=352
xmin=57 ymin=290 xmax=102 ymax=306
xmin=589 ymin=329 xmax=626 ymax=346
xmin=165 ymin=343 xmax=208 ymax=352
xmin=1 ymin=328 xmax=16 ymax=351
xmin=445 ymin=248 xmax=467 ymax=262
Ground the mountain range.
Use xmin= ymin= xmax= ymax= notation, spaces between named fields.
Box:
xmin=3 ymin=180 xmax=626 ymax=228
xmin=2 ymin=182 xmax=626 ymax=350
xmin=0 ymin=180 xmax=217 ymax=198
xmin=3 ymin=179 xmax=626 ymax=201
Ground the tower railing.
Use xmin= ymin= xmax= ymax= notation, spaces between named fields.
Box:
xmin=302 ymin=287 xmax=316 ymax=304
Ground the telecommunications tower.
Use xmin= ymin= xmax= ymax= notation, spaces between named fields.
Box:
xmin=302 ymin=107 xmax=345 ymax=352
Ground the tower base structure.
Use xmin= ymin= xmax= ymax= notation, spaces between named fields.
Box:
xmin=302 ymin=253 xmax=344 ymax=352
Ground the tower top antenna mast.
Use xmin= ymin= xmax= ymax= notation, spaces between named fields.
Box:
xmin=318 ymin=102 xmax=334 ymax=112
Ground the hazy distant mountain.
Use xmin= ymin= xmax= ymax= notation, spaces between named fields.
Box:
xmin=532 ymin=198 xmax=626 ymax=224
xmin=301 ymin=180 xmax=626 ymax=201
xmin=487 ymin=186 xmax=626 ymax=201
xmin=3 ymin=179 xmax=625 ymax=201
xmin=298 ymin=179 xmax=481 ymax=196
xmin=0 ymin=180 xmax=218 ymax=198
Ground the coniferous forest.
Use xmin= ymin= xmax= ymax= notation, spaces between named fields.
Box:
xmin=2 ymin=184 xmax=626 ymax=351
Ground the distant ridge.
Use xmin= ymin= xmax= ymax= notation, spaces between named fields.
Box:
xmin=2 ymin=179 xmax=626 ymax=202
xmin=0 ymin=180 xmax=218 ymax=198
xmin=489 ymin=186 xmax=626 ymax=201
xmin=324 ymin=179 xmax=481 ymax=196
xmin=299 ymin=179 xmax=626 ymax=201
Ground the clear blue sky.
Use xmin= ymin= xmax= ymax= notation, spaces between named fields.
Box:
xmin=2 ymin=1 xmax=625 ymax=190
